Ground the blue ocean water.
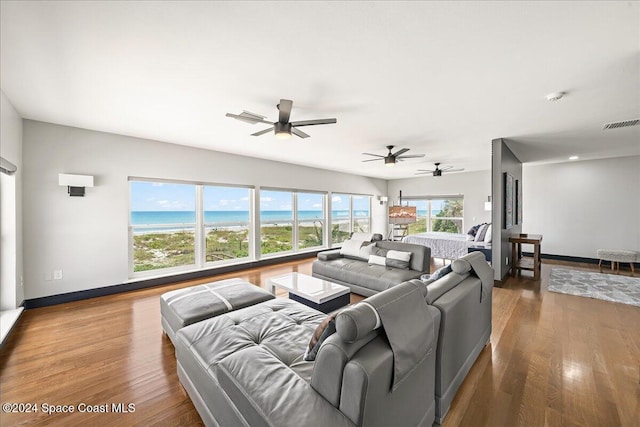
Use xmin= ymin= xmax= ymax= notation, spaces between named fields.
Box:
xmin=131 ymin=210 xmax=371 ymax=227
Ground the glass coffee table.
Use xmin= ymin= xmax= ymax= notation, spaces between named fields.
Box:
xmin=266 ymin=272 xmax=350 ymax=314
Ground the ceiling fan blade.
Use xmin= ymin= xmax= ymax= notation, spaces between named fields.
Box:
xmin=439 ymin=165 xmax=454 ymax=171
xmin=392 ymin=148 xmax=410 ymax=157
xmin=397 ymin=154 xmax=425 ymax=159
xmin=278 ymin=99 xmax=293 ymax=123
xmin=415 ymin=171 xmax=431 ymax=175
xmin=362 ymin=153 xmax=385 ymax=158
xmin=291 ymin=127 xmax=310 ymax=139
xmin=251 ymin=127 xmax=274 ymax=136
xmin=226 ymin=113 xmax=273 ymax=126
xmin=443 ymin=168 xmax=465 ymax=173
xmin=362 ymin=158 xmax=383 ymax=162
xmin=290 ymin=118 xmax=337 ymax=127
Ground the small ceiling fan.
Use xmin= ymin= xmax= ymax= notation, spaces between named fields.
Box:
xmin=226 ymin=99 xmax=336 ymax=139
xmin=416 ymin=163 xmax=465 ymax=176
xmin=362 ymin=145 xmax=425 ymax=167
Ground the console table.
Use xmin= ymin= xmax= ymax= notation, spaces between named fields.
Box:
xmin=509 ymin=234 xmax=542 ymax=280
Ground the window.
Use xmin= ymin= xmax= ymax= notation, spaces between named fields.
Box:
xmin=203 ymin=186 xmax=251 ymax=263
xmin=297 ymin=192 xmax=325 ymax=249
xmin=352 ymin=195 xmax=371 ymax=233
xmin=331 ymin=193 xmax=372 ymax=245
xmin=130 ymin=181 xmax=196 ymax=272
xmin=260 ymin=190 xmax=294 ymax=255
xmin=404 ymin=196 xmax=464 ymax=234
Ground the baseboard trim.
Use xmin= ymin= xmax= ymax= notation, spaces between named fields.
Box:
xmin=523 ymin=252 xmax=639 ymax=270
xmin=24 ymin=251 xmax=322 ymax=309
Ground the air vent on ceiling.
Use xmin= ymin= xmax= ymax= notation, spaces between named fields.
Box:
xmin=602 ymin=119 xmax=639 ymax=130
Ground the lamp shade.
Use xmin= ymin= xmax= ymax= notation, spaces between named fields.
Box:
xmin=58 ymin=173 xmax=94 ymax=187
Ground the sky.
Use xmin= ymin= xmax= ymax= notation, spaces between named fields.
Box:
xmin=130 ymin=182 xmax=369 ymax=212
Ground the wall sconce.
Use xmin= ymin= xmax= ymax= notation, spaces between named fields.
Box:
xmin=59 ymin=173 xmax=94 ymax=197
xmin=484 ymin=196 xmax=492 ymax=211
xmin=378 ymin=196 xmax=388 ymax=205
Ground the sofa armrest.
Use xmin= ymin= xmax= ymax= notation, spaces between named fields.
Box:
xmin=318 ymin=249 xmax=342 ymax=261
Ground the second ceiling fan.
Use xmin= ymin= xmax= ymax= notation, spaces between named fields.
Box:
xmin=362 ymin=145 xmax=425 ymax=167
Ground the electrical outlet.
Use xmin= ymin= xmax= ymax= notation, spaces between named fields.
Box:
xmin=506 ymin=257 xmax=509 ymax=265
xmin=20 ymin=276 xmax=24 ymax=287
xmin=45 ymin=272 xmax=52 ymax=281
xmin=53 ymin=270 xmax=63 ymax=280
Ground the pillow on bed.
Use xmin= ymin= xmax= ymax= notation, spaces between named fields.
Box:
xmin=467 ymin=223 xmax=483 ymax=237
xmin=475 ymin=224 xmax=489 ymax=242
xmin=483 ymin=224 xmax=492 ymax=243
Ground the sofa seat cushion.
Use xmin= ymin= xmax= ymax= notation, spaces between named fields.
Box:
xmin=314 ymin=258 xmax=423 ymax=292
xmin=217 ymin=345 xmax=355 ymax=427
xmin=176 ymin=298 xmax=326 ymax=383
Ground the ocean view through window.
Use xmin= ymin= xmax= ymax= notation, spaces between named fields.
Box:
xmin=130 ymin=181 xmax=196 ymax=272
xmin=130 ymin=180 xmax=371 ymax=275
xmin=331 ymin=194 xmax=372 ymax=244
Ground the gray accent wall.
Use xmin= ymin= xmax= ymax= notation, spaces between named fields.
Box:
xmin=0 ymin=91 xmax=24 ymax=309
xmin=22 ymin=120 xmax=388 ymax=300
xmin=491 ymin=138 xmax=523 ymax=281
xmin=523 ymin=156 xmax=640 ymax=258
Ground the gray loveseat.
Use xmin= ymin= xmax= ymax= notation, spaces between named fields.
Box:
xmin=312 ymin=240 xmax=431 ymax=296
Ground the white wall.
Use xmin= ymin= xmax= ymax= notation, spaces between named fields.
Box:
xmin=523 ymin=156 xmax=640 ymax=258
xmin=387 ymin=170 xmax=492 ymax=232
xmin=22 ymin=120 xmax=388 ymax=299
xmin=0 ymin=91 xmax=24 ymax=309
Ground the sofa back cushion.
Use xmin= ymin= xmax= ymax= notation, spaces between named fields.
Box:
xmin=375 ymin=241 xmax=430 ymax=272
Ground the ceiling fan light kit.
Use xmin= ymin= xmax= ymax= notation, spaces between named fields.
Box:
xmin=227 ymin=98 xmax=336 ymax=139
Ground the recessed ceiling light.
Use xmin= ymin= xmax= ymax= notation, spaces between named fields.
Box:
xmin=546 ymin=91 xmax=565 ymax=101
xmin=569 ymin=156 xmax=579 ymax=160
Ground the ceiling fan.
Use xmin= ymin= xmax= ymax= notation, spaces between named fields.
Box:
xmin=416 ymin=163 xmax=465 ymax=176
xmin=362 ymin=145 xmax=425 ymax=167
xmin=226 ymin=99 xmax=336 ymax=139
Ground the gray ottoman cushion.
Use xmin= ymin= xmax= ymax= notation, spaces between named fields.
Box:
xmin=597 ymin=249 xmax=638 ymax=262
xmin=161 ymin=278 xmax=274 ymax=343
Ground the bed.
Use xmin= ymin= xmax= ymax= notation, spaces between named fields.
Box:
xmin=402 ymin=231 xmax=486 ymax=261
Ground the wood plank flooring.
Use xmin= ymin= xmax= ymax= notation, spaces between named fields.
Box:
xmin=1 ymin=258 xmax=638 ymax=426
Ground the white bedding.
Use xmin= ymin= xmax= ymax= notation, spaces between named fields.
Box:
xmin=402 ymin=232 xmax=485 ymax=260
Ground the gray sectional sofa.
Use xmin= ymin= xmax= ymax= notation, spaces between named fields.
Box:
xmin=164 ymin=252 xmax=493 ymax=426
xmin=312 ymin=240 xmax=431 ymax=296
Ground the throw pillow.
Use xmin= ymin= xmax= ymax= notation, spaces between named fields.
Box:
xmin=430 ymin=264 xmax=452 ymax=281
xmin=359 ymin=243 xmax=376 ymax=260
xmin=340 ymin=239 xmax=366 ymax=260
xmin=304 ymin=313 xmax=338 ymax=361
xmin=385 ymin=250 xmax=412 ymax=269
xmin=475 ymin=224 xmax=489 ymax=242
xmin=483 ymin=224 xmax=492 ymax=243
xmin=368 ymin=254 xmax=387 ymax=266
xmin=467 ymin=223 xmax=483 ymax=237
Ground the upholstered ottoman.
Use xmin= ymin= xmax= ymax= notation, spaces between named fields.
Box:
xmin=160 ymin=278 xmax=274 ymax=344
xmin=597 ymin=249 xmax=638 ymax=274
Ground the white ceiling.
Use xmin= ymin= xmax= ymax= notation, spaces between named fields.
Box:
xmin=1 ymin=1 xmax=638 ymax=180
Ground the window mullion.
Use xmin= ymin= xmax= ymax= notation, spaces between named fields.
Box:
xmin=195 ymin=185 xmax=204 ymax=268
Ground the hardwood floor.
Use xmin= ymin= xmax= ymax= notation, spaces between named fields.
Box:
xmin=1 ymin=258 xmax=638 ymax=426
